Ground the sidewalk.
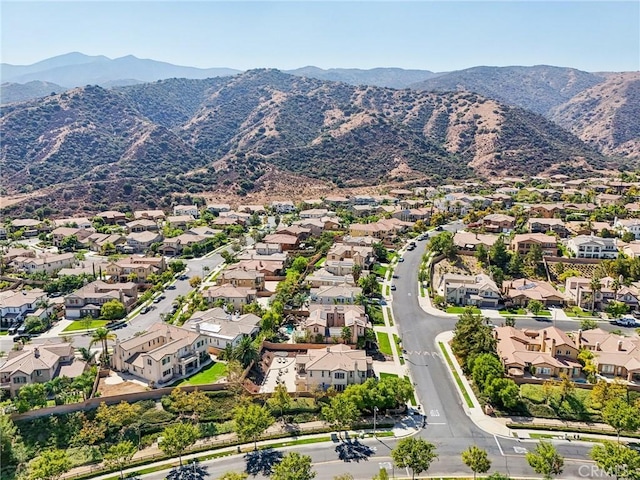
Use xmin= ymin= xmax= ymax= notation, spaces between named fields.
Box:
xmin=62 ymin=416 xmax=421 ymax=480
xmin=435 ymin=330 xmax=640 ymax=443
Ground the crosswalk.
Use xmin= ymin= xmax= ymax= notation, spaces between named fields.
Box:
xmin=402 ymin=350 xmax=439 ymax=356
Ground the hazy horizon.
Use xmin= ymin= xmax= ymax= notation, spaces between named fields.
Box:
xmin=1 ymin=1 xmax=638 ymax=73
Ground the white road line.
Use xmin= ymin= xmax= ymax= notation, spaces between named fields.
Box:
xmin=494 ymin=435 xmax=505 ymax=456
xmin=428 ymin=422 xmax=447 ymax=425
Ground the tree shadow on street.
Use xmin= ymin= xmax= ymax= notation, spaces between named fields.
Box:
xmin=335 ymin=438 xmax=376 ymax=463
xmin=165 ymin=461 xmax=208 ymax=480
xmin=245 ymin=448 xmax=284 ymax=476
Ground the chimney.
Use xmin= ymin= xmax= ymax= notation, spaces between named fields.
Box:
xmin=34 ymin=348 xmax=40 ymax=358
xmin=596 ymin=342 xmax=600 ymax=351
xmin=577 ymin=329 xmax=583 ymax=346
xmin=326 ymin=346 xmax=331 ymax=352
xmin=618 ymin=340 xmax=623 ymax=351
xmin=541 ymin=330 xmax=547 ymax=352
xmin=195 ymin=323 xmax=201 ymax=333
xmin=552 ymin=338 xmax=556 ymax=354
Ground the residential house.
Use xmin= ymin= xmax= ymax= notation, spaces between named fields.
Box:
xmin=134 ymin=210 xmax=166 ymax=221
xmin=13 ymin=253 xmax=77 ymax=274
xmin=510 ymin=233 xmax=558 ymax=256
xmin=229 ymin=259 xmax=285 ymax=277
xmin=326 ymin=244 xmax=374 ymax=270
xmin=436 ymin=193 xmax=491 ymax=215
xmin=348 ymin=218 xmax=412 ymax=241
xmin=255 ymin=243 xmax=282 ymax=256
xmin=51 ymin=227 xmax=92 ymax=248
xmin=219 ymin=269 xmax=265 ymax=291
xmin=352 ymin=195 xmax=376 ymax=205
xmin=502 ymin=279 xmax=565 ymax=307
xmin=97 ymin=211 xmax=127 ymax=225
xmin=238 ymin=205 xmax=267 ymax=214
xmin=65 ymin=280 xmax=138 ymax=319
xmin=105 ymin=256 xmax=166 ymax=283
xmin=184 ymin=308 xmax=261 ymax=350
xmin=275 ymin=225 xmax=311 ymax=241
xmin=1 ymin=248 xmax=35 ymax=266
xmin=271 ymin=201 xmax=296 ymax=214
xmin=623 ymin=242 xmax=640 ymax=259
xmin=436 ymin=273 xmax=501 ymax=307
xmin=52 ymin=217 xmax=94 ymax=229
xmin=300 ymin=209 xmax=330 ymax=219
xmin=10 ymin=219 xmax=47 ymax=237
xmin=527 ymin=218 xmax=570 ymax=238
xmin=0 ymin=289 xmax=48 ymax=329
xmin=324 ymin=196 xmax=351 ymax=208
xmin=566 ymin=221 xmax=611 ymax=237
xmin=189 ymin=226 xmax=223 ymax=237
xmin=202 ymin=284 xmax=256 ymax=309
xmin=309 ymin=284 xmax=363 ymax=304
xmin=111 ymin=323 xmax=209 ymax=386
xmin=160 ymin=233 xmax=208 ymax=256
xmin=166 ymin=215 xmax=195 ymax=229
xmin=126 ymin=231 xmax=163 ymax=253
xmin=0 ymin=343 xmax=87 ymax=397
xmin=528 ymin=204 xmax=564 ymax=219
xmin=392 ymin=208 xmax=431 ymax=223
xmin=453 ymin=232 xmax=500 ymax=251
xmin=596 ymin=193 xmax=623 ymax=206
xmin=173 ymin=205 xmax=200 ymax=218
xmin=574 ymin=328 xmax=640 ymax=382
xmin=207 ymin=203 xmax=231 ymax=214
xmin=306 ymin=268 xmax=355 ymax=288
xmin=84 ymin=233 xmax=126 ymax=253
xmin=351 ymin=205 xmax=375 ymax=217
xmin=304 ymin=305 xmax=370 ymax=344
xmin=125 ymin=219 xmax=159 ymax=233
xmin=212 ymin=216 xmax=245 ymax=228
xmin=614 ymin=218 xmax=640 ymax=240
xmin=295 ymin=344 xmax=373 ymax=392
xmin=567 ymin=235 xmax=619 ymax=259
xmin=495 ymin=326 xmax=582 ymax=378
xmin=564 ymin=276 xmax=639 ymax=310
xmin=262 ymin=234 xmax=300 ymax=252
xmin=482 ymin=214 xmax=516 ymax=233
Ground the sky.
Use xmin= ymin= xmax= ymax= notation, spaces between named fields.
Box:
xmin=1 ymin=1 xmax=639 ymax=72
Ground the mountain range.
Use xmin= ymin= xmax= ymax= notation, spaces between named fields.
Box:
xmin=1 ymin=68 xmax=622 ymax=216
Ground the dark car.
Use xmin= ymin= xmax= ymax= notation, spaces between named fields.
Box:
xmin=179 ymin=275 xmax=189 ymax=281
xmin=141 ymin=306 xmax=151 ymax=314
xmin=398 ymin=258 xmax=405 ymax=262
xmin=13 ymin=333 xmax=31 ymax=342
xmin=166 ymin=284 xmax=176 ymax=290
xmin=390 ymin=285 xmax=397 ymax=291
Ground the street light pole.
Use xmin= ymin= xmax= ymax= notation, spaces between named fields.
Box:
xmin=373 ymin=406 xmax=378 ymax=437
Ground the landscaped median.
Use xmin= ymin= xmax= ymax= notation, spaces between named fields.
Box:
xmin=438 ymin=342 xmax=474 ymax=409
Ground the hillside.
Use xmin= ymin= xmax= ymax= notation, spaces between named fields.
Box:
xmin=550 ymin=72 xmax=640 ymax=158
xmin=412 ymin=65 xmax=605 ymax=116
xmin=0 ymin=69 xmax=615 ymax=214
xmin=285 ymin=66 xmax=441 ymax=89
xmin=0 ymin=81 xmax=67 ymax=104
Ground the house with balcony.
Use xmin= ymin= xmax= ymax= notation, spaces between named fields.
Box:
xmin=202 ymin=284 xmax=257 ymax=309
xmin=527 ymin=218 xmax=570 ymax=238
xmin=435 ymin=273 xmax=501 ymax=308
xmin=295 ymin=344 xmax=373 ymax=392
xmin=309 ymin=284 xmax=363 ymax=305
xmin=0 ymin=343 xmax=87 ymax=397
xmin=64 ymin=281 xmax=138 ymax=319
xmin=482 ymin=214 xmax=516 ymax=233
xmin=304 ymin=305 xmax=370 ymax=344
xmin=495 ymin=326 xmax=582 ymax=379
xmin=13 ymin=253 xmax=77 ymax=275
xmin=566 ymin=235 xmax=618 ymax=259
xmin=564 ymin=276 xmax=639 ymax=310
xmin=614 ymin=218 xmax=640 ymax=240
xmin=575 ymin=328 xmax=640 ymax=383
xmin=510 ymin=233 xmax=558 ymax=257
xmin=0 ymin=289 xmax=48 ymax=329
xmin=105 ymin=256 xmax=166 ymax=283
xmin=112 ymin=323 xmax=209 ymax=386
xmin=184 ymin=308 xmax=261 ymax=350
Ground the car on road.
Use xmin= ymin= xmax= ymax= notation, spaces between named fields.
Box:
xmin=13 ymin=334 xmax=31 ymax=342
xmin=611 ymin=317 xmax=639 ymax=327
xmin=153 ymin=295 xmax=166 ymax=303
xmin=141 ymin=306 xmax=151 ymax=314
xmin=398 ymin=257 xmax=404 ymax=262
xmin=166 ymin=284 xmax=176 ymax=290
xmin=178 ymin=274 xmax=189 ymax=280
xmin=390 ymin=285 xmax=396 ymax=291
xmin=392 ymin=274 xmax=399 ymax=278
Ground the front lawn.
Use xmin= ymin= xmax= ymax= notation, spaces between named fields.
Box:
xmin=177 ymin=362 xmax=227 ymax=386
xmin=446 ymin=306 xmax=481 ymax=314
xmin=367 ymin=304 xmax=385 ymax=325
xmin=379 ymin=372 xmax=398 ymax=380
xmin=63 ymin=320 xmax=109 ymax=332
xmin=314 ymin=257 xmax=326 ymax=267
xmin=537 ymin=309 xmax=553 ymax=317
xmin=499 ymin=308 xmax=526 ymax=315
xmin=564 ymin=306 xmax=597 ymax=318
xmin=373 ymin=263 xmax=388 ymax=278
xmin=376 ymin=332 xmax=393 ymax=356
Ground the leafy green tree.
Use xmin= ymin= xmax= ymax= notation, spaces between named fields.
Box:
xmin=168 ymin=260 xmax=186 ymax=273
xmin=475 ymin=244 xmax=489 ymax=265
xmin=526 ymin=441 xmax=564 ymax=479
xmin=525 ymin=243 xmax=544 ymax=267
xmin=27 ymin=449 xmax=71 ymax=480
xmin=233 ymin=403 xmax=274 ymax=449
xmin=507 ymin=252 xmax=524 ymax=276
xmin=100 ymin=299 xmax=126 ymax=320
xmin=486 ymin=378 xmax=520 ymax=410
xmin=372 ymin=242 xmax=388 ymax=262
xmin=168 ymin=387 xmax=214 ymax=423
xmin=451 ymin=308 xmax=497 ymax=372
xmin=590 ymin=379 xmax=627 ymax=409
xmin=269 ymin=383 xmax=292 ymax=422
xmin=232 ymin=336 xmax=259 ymax=368
xmin=527 ymin=299 xmax=544 ymax=316
xmin=159 ymin=422 xmax=199 ymax=465
xmin=60 ymin=235 xmax=79 ymax=252
xmin=602 ymin=398 xmax=640 ymax=441
xmin=270 ymin=452 xmax=316 ymax=480
xmin=590 ymin=441 xmax=640 ymax=480
xmin=189 ymin=275 xmax=202 ymax=288
xmin=391 ymin=437 xmax=438 ymax=480
xmin=489 ymin=237 xmax=509 ymax=270
xmin=372 ymin=469 xmax=390 ymax=480
xmin=358 ymin=273 xmax=381 ymax=296
xmin=15 ymin=383 xmax=48 ymax=412
xmin=291 ymin=256 xmax=308 ymax=274
xmin=580 ymin=318 xmax=598 ymax=330
xmin=607 ymin=301 xmax=630 ymax=318
xmin=352 ymin=264 xmax=362 ymax=282
xmin=558 ymin=373 xmax=575 ymax=401
xmin=504 ymin=316 xmax=516 ymax=327
xmin=103 ymin=441 xmax=137 ymax=479
xmin=322 ymin=395 xmax=360 ymax=437
xmin=470 ymin=353 xmax=504 ymax=392
xmin=341 ymin=326 xmax=352 ymax=344
xmin=429 ymin=231 xmax=456 ymax=259
xmin=462 ymin=445 xmax=491 ymax=480
xmin=621 ymin=231 xmax=636 ymax=243
xmin=0 ymin=413 xmax=26 ymax=469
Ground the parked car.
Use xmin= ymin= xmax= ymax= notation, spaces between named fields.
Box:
xmin=13 ymin=334 xmax=31 ymax=342
xmin=390 ymin=285 xmax=396 ymax=291
xmin=166 ymin=284 xmax=176 ymax=290
xmin=398 ymin=258 xmax=405 ymax=262
xmin=612 ymin=317 xmax=638 ymax=327
xmin=392 ymin=274 xmax=399 ymax=278
xmin=141 ymin=306 xmax=151 ymax=314
xmin=153 ymin=296 xmax=163 ymax=303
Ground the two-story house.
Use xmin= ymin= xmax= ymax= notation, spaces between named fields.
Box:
xmin=567 ymin=235 xmax=619 ymax=259
xmin=184 ymin=308 xmax=261 ymax=350
xmin=482 ymin=214 xmax=516 ymax=233
xmin=219 ymin=269 xmax=265 ymax=291
xmin=173 ymin=205 xmax=200 ymax=218
xmin=614 ymin=218 xmax=640 ymax=240
xmin=510 ymin=233 xmax=558 ymax=257
xmin=304 ymin=305 xmax=370 ymax=344
xmin=202 ymin=284 xmax=257 ymax=309
xmin=309 ymin=285 xmax=363 ymax=304
xmin=436 ymin=273 xmax=501 ymax=308
xmin=527 ymin=218 xmax=570 ymax=238
xmin=0 ymin=289 xmax=48 ymax=329
xmin=295 ymin=344 xmax=373 ymax=392
xmin=65 ymin=281 xmax=138 ymax=319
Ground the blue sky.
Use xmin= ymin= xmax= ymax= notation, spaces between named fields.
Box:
xmin=2 ymin=1 xmax=638 ymax=72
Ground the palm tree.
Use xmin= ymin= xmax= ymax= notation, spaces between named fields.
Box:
xmin=90 ymin=327 xmax=117 ymax=364
xmin=611 ymin=277 xmax=622 ymax=301
xmin=233 ymin=336 xmax=258 ymax=368
xmin=590 ymin=277 xmax=602 ymax=312
xmin=78 ymin=347 xmax=97 ymax=364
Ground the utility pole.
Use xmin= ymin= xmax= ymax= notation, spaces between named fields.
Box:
xmin=373 ymin=406 xmax=378 ymax=437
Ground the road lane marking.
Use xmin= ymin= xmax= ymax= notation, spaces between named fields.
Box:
xmin=514 ymin=446 xmax=528 ymax=454
xmin=494 ymin=435 xmax=505 ymax=456
xmin=429 ymin=409 xmax=440 ymax=417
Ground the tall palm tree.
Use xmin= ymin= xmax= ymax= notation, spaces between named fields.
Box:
xmin=590 ymin=276 xmax=602 ymax=313
xmin=90 ymin=327 xmax=117 ymax=364
xmin=233 ymin=336 xmax=258 ymax=368
xmin=611 ymin=277 xmax=622 ymax=301
xmin=78 ymin=347 xmax=97 ymax=364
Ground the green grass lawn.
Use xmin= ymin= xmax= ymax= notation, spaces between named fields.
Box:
xmin=385 ymin=307 xmax=393 ymax=326
xmin=367 ymin=304 xmax=385 ymax=325
xmin=499 ymin=308 xmax=526 ymax=315
xmin=438 ymin=342 xmax=474 ymax=408
xmin=373 ymin=263 xmax=388 ymax=278
xmin=564 ymin=306 xmax=597 ymax=318
xmin=379 ymin=372 xmax=398 ymax=379
xmin=376 ymin=332 xmax=393 ymax=356
xmin=419 ymin=283 xmax=425 ymax=297
xmin=537 ymin=309 xmax=553 ymax=317
xmin=314 ymin=257 xmax=326 ymax=267
xmin=446 ymin=306 xmax=480 ymax=314
xmin=0 ymin=331 xmax=8 ymax=336
xmin=393 ymin=334 xmax=405 ymax=365
xmin=63 ymin=320 xmax=109 ymax=332
xmin=385 ymin=285 xmax=390 ymax=296
xmin=177 ymin=362 xmax=227 ymax=386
